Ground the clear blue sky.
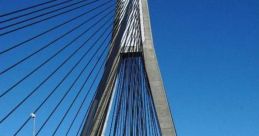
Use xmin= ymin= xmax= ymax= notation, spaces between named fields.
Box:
xmin=149 ymin=0 xmax=259 ymax=136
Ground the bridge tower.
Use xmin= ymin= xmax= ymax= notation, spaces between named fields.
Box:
xmin=0 ymin=0 xmax=176 ymax=135
xmin=81 ymin=0 xmax=177 ymax=135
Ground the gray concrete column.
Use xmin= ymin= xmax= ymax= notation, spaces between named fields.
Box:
xmin=140 ymin=0 xmax=177 ymax=135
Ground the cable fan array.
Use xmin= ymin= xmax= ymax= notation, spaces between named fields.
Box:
xmin=101 ymin=0 xmax=161 ymax=135
xmin=0 ymin=0 xmax=116 ymax=135
xmin=0 ymin=0 xmax=162 ymax=135
xmin=104 ymin=55 xmax=162 ymax=136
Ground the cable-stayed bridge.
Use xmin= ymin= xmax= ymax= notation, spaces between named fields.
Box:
xmin=0 ymin=0 xmax=176 ymax=135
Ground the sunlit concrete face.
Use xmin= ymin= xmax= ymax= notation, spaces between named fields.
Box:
xmin=140 ymin=0 xmax=177 ymax=135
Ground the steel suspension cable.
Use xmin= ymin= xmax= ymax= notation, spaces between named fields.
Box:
xmin=52 ymin=28 xmax=113 ymax=136
xmin=0 ymin=0 xmax=59 ymax=17
xmin=0 ymin=0 xmax=121 ymax=135
xmin=64 ymin=50 xmax=109 ymax=136
xmin=74 ymin=53 xmax=121 ymax=136
xmin=36 ymin=29 xmax=111 ymax=136
xmin=66 ymin=6 xmax=122 ymax=133
xmin=73 ymin=53 xmax=111 ymax=136
xmin=112 ymin=58 xmax=130 ymax=135
xmin=74 ymin=14 xmax=124 ymax=136
xmin=0 ymin=13 xmax=114 ymax=124
xmin=0 ymin=0 xmax=107 ymax=36
xmin=12 ymin=16 xmax=114 ymax=136
xmin=0 ymin=5 xmax=113 ymax=78
xmin=108 ymin=0 xmax=143 ymax=134
xmin=0 ymin=0 xmax=113 ymax=55
xmin=0 ymin=0 xmax=97 ymax=31
xmin=35 ymin=20 xmax=114 ymax=136
xmin=0 ymin=0 xmax=78 ymax=24
xmin=108 ymin=58 xmax=126 ymax=136
xmin=0 ymin=4 xmax=114 ymax=98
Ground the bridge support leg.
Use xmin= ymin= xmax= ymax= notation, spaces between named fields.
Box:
xmin=140 ymin=0 xmax=177 ymax=135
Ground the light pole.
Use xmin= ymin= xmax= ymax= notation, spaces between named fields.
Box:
xmin=30 ymin=113 xmax=36 ymax=136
